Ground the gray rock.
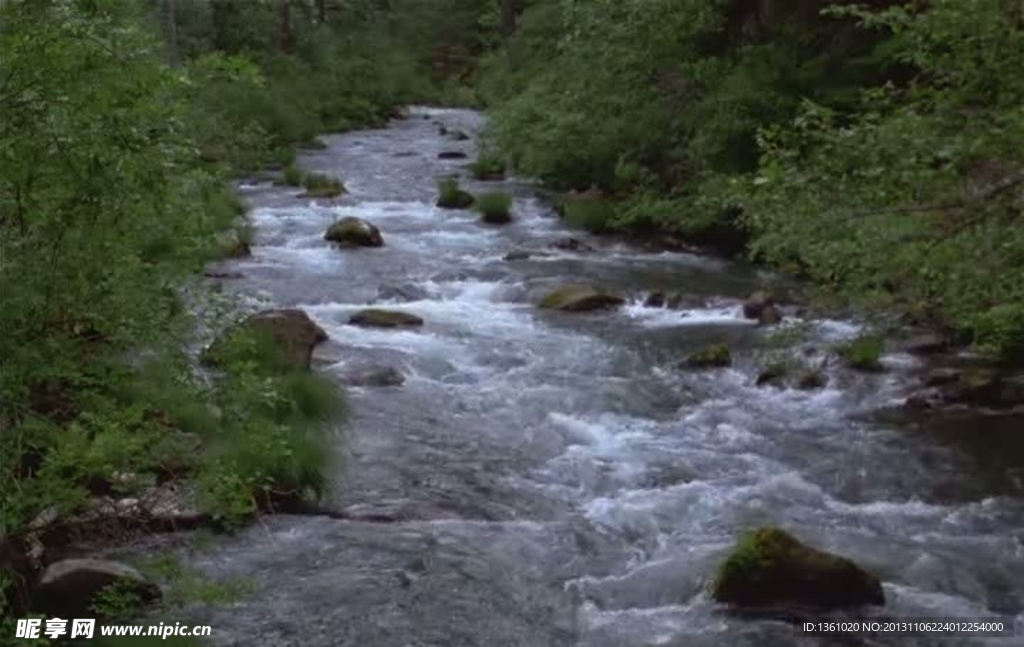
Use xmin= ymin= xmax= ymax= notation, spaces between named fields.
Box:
xmin=33 ymin=559 xmax=161 ymax=617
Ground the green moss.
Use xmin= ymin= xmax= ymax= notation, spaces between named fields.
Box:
xmin=837 ymin=334 xmax=885 ymax=372
xmin=436 ymin=177 xmax=475 ymax=209
xmin=475 ymin=191 xmax=513 ymax=224
xmin=685 ymin=343 xmax=732 ymax=368
xmin=756 ymin=361 xmax=789 ymax=386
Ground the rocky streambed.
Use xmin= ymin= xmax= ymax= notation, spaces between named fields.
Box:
xmin=40 ymin=107 xmax=1024 ymax=646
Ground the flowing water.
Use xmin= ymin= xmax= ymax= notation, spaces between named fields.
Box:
xmin=191 ymin=108 xmax=1024 ymax=646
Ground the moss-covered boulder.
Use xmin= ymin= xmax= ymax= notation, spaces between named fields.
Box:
xmin=713 ymin=527 xmax=884 ymax=609
xmin=538 ymin=285 xmax=624 ymax=312
xmin=349 ymin=309 xmax=424 ymax=328
xmin=437 ymin=178 xmax=475 ymax=209
xmin=684 ymin=344 xmax=732 ymax=368
xmin=324 ymin=217 xmax=384 ymax=248
xmin=742 ymin=291 xmax=780 ymax=325
xmin=204 ymin=308 xmax=328 ymax=370
xmin=215 ymin=229 xmax=251 ymax=258
xmin=837 ymin=335 xmax=885 ymax=372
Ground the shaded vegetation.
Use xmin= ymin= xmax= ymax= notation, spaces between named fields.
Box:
xmin=475 ymin=192 xmax=513 ymax=224
xmin=480 ymin=0 xmax=1024 ymax=362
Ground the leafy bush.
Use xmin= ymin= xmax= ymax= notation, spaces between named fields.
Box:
xmin=474 ymin=192 xmax=513 ymax=224
xmin=563 ymin=198 xmax=617 ymax=234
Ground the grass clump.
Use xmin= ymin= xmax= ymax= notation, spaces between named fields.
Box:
xmin=301 ymin=173 xmax=346 ymax=198
xmin=684 ymin=343 xmax=732 ymax=368
xmin=837 ymin=334 xmax=885 ymax=372
xmin=436 ymin=177 xmax=475 ymax=209
xmin=475 ymin=191 xmax=513 ymax=224
xmin=283 ymin=164 xmax=304 ymax=187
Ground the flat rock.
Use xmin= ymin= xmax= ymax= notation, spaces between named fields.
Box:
xmin=349 ymin=309 xmax=424 ymax=328
xmin=538 ymin=285 xmax=624 ymax=312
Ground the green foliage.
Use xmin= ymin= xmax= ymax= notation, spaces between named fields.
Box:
xmin=89 ymin=580 xmax=147 ymax=620
xmin=563 ymin=198 xmax=617 ymax=234
xmin=685 ymin=344 xmax=733 ymax=368
xmin=474 ymin=192 xmax=513 ymax=224
xmin=837 ymin=334 xmax=885 ymax=372
xmin=470 ymin=151 xmax=506 ymax=180
xmin=138 ymin=554 xmax=256 ymax=607
xmin=483 ymin=0 xmax=1024 ymax=361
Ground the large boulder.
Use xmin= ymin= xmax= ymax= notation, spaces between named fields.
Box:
xmin=713 ymin=527 xmax=885 ymax=610
xmin=32 ymin=559 xmax=162 ymax=617
xmin=742 ymin=291 xmax=780 ymax=325
xmin=204 ymin=309 xmax=328 ymax=369
xmin=538 ymin=285 xmax=624 ymax=312
xmin=349 ymin=309 xmax=424 ymax=328
xmin=324 ymin=217 xmax=384 ymax=248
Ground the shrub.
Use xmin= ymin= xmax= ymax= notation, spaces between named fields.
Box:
xmin=475 ymin=192 xmax=513 ymax=224
xmin=563 ymin=198 xmax=617 ymax=234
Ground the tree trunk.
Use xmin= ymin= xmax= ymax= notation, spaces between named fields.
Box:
xmin=163 ymin=0 xmax=181 ymax=67
xmin=276 ymin=0 xmax=294 ymax=54
xmin=317 ymin=0 xmax=326 ymax=23
xmin=500 ymin=0 xmax=517 ymax=40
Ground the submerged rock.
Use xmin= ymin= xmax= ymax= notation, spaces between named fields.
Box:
xmin=644 ymin=291 xmax=666 ymax=308
xmin=683 ymin=344 xmax=732 ymax=368
xmin=900 ymin=333 xmax=949 ymax=355
xmin=538 ymin=285 xmax=624 ymax=312
xmin=438 ymin=151 xmax=467 ymax=160
xmin=204 ymin=308 xmax=327 ymax=369
xmin=909 ymin=369 xmax=1024 ymax=410
xmin=757 ymin=362 xmax=789 ymax=386
xmin=375 ymin=283 xmax=429 ymax=303
xmin=32 ymin=559 xmax=162 ymax=617
xmin=743 ymin=291 xmax=780 ymax=325
xmin=551 ymin=237 xmax=594 ymax=252
xmin=339 ymin=366 xmax=405 ymax=387
xmin=503 ymin=250 xmax=533 ymax=262
xmin=712 ymin=526 xmax=885 ymax=609
xmin=349 ymin=309 xmax=424 ymax=328
xmin=324 ymin=217 xmax=384 ymax=248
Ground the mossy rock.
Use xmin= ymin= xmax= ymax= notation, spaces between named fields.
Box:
xmin=203 ymin=308 xmax=328 ymax=370
xmin=32 ymin=559 xmax=162 ymax=618
xmin=712 ymin=526 xmax=885 ymax=609
xmin=324 ymin=217 xmax=384 ymax=248
xmin=684 ymin=344 xmax=732 ymax=368
xmin=743 ymin=291 xmax=780 ymax=325
xmin=796 ymin=369 xmax=828 ymax=390
xmin=301 ymin=185 xmax=345 ymax=199
xmin=348 ymin=309 xmax=424 ymax=328
xmin=538 ymin=285 xmax=624 ymax=312
xmin=756 ymin=361 xmax=789 ymax=386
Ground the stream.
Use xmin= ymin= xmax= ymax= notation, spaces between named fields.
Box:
xmin=191 ymin=107 xmax=1024 ymax=646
